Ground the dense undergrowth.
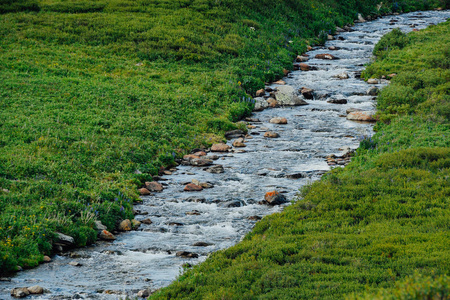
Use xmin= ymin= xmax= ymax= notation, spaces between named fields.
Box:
xmin=0 ymin=0 xmax=447 ymax=274
xmin=150 ymin=19 xmax=450 ymax=300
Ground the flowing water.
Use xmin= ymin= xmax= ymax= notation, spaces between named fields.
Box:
xmin=1 ymin=10 xmax=449 ymax=300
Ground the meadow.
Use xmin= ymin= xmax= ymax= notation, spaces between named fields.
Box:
xmin=0 ymin=0 xmax=446 ymax=276
xmin=150 ymin=18 xmax=450 ymax=300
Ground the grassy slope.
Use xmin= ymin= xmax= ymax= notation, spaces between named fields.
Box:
xmin=0 ymin=0 xmax=445 ymax=274
xmin=150 ymin=20 xmax=450 ymax=300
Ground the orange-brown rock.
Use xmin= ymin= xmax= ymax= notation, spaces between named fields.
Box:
xmin=347 ymin=111 xmax=376 ymax=122
xmin=145 ymin=181 xmax=164 ymax=192
xmin=211 ymin=143 xmax=231 ymax=152
xmin=138 ymin=188 xmax=151 ymax=195
xmin=118 ymin=219 xmax=132 ymax=231
xmin=273 ymin=80 xmax=286 ymax=85
xmin=184 ymin=183 xmax=203 ymax=192
xmin=267 ymin=98 xmax=279 ymax=108
xmin=299 ymin=63 xmax=311 ymax=71
xmin=269 ymin=117 xmax=288 ymax=124
xmin=264 ymin=131 xmax=280 ymax=138
xmin=99 ymin=230 xmax=116 ymax=240
xmin=255 ymin=89 xmax=265 ymax=97
xmin=315 ymin=53 xmax=339 ymax=60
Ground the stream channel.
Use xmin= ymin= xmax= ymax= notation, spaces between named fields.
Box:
xmin=1 ymin=10 xmax=449 ymax=300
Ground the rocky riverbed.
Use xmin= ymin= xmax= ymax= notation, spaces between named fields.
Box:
xmin=1 ymin=9 xmax=449 ymax=300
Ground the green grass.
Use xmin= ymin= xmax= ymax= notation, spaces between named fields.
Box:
xmin=0 ymin=0 xmax=447 ymax=275
xmin=149 ymin=20 xmax=450 ymax=300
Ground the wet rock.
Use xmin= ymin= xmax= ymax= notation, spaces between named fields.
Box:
xmin=248 ymin=216 xmax=262 ymax=221
xmin=138 ymin=188 xmax=151 ymax=196
xmin=168 ymin=222 xmax=184 ymax=226
xmin=199 ymin=182 xmax=214 ymax=189
xmin=346 ymin=108 xmax=363 ymax=114
xmin=185 ymin=196 xmax=206 ymax=203
xmin=43 ymin=255 xmax=52 ymax=263
xmin=176 ymin=251 xmax=199 ymax=258
xmin=270 ymin=117 xmax=288 ymax=124
xmin=300 ymin=87 xmax=314 ymax=99
xmin=367 ymin=86 xmax=379 ymax=96
xmin=253 ymin=97 xmax=269 ymax=111
xmin=55 ymin=232 xmax=75 ymax=248
xmin=286 ymin=173 xmax=306 ymax=179
xmin=315 ymin=53 xmax=339 ymax=60
xmin=327 ymin=99 xmax=348 ymax=104
xmin=275 ymin=85 xmax=308 ymax=106
xmin=338 ymin=36 xmax=345 ymax=41
xmin=193 ymin=242 xmax=213 ymax=247
xmin=328 ymin=46 xmax=340 ymax=50
xmin=264 ymin=131 xmax=280 ymax=138
xmin=264 ymin=191 xmax=288 ymax=205
xmin=137 ymin=289 xmax=152 ymax=298
xmin=145 ymin=181 xmax=164 ymax=192
xmin=327 ymin=34 xmax=334 ymax=40
xmin=225 ymin=130 xmax=245 ymax=139
xmin=367 ymin=78 xmax=378 ymax=84
xmin=335 ymin=26 xmax=345 ymax=32
xmin=131 ymin=219 xmax=141 ymax=229
xmin=11 ymin=288 xmax=30 ymax=298
xmin=267 ymin=97 xmax=279 ymax=108
xmin=296 ymin=55 xmax=309 ymax=62
xmin=334 ymin=72 xmax=349 ymax=79
xmin=204 ymin=165 xmax=224 ymax=174
xmin=118 ymin=219 xmax=132 ymax=231
xmin=141 ymin=218 xmax=153 ymax=225
xmin=184 ymin=183 xmax=203 ymax=192
xmin=192 ymin=150 xmax=207 ymax=156
xmin=219 ymin=200 xmax=245 ymax=208
xmin=232 ymin=138 xmax=246 ymax=148
xmin=186 ymin=210 xmax=201 ymax=215
xmin=99 ymin=229 xmax=116 ymax=240
xmin=299 ymin=63 xmax=313 ymax=71
xmin=347 ymin=111 xmax=376 ymax=122
xmin=211 ymin=143 xmax=231 ymax=152
xmin=69 ymin=261 xmax=82 ymax=267
xmin=27 ymin=286 xmax=44 ymax=295
xmin=190 ymin=158 xmax=213 ymax=167
xmin=273 ymin=80 xmax=286 ymax=85
xmin=255 ymin=89 xmax=265 ymax=97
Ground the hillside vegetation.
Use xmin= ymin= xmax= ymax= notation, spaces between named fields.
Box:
xmin=150 ymin=19 xmax=450 ymax=299
xmin=0 ymin=0 xmax=446 ymax=274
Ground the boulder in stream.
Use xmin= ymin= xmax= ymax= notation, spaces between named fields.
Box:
xmin=99 ymin=229 xmax=116 ymax=240
xmin=264 ymin=191 xmax=288 ymax=205
xmin=145 ymin=181 xmax=164 ymax=192
xmin=315 ymin=53 xmax=339 ymax=60
xmin=347 ymin=111 xmax=376 ymax=122
xmin=270 ymin=117 xmax=288 ymax=124
xmin=138 ymin=188 xmax=151 ymax=196
xmin=264 ymin=131 xmax=280 ymax=138
xmin=253 ymin=97 xmax=269 ymax=111
xmin=184 ymin=183 xmax=203 ymax=192
xmin=118 ymin=219 xmax=132 ymax=231
xmin=176 ymin=251 xmax=199 ymax=258
xmin=204 ymin=165 xmax=224 ymax=174
xmin=11 ymin=288 xmax=30 ymax=298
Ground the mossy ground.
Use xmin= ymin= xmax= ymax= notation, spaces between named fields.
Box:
xmin=0 ymin=0 xmax=446 ymax=276
xmin=149 ymin=18 xmax=450 ymax=300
